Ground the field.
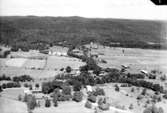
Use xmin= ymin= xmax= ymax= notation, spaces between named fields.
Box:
xmin=97 ymin=83 xmax=167 ymax=113
xmin=1 ymin=45 xmax=167 ymax=113
xmin=0 ymin=97 xmax=28 ymax=113
xmin=0 ymin=50 xmax=85 ymax=78
xmin=90 ymin=46 xmax=167 ymax=74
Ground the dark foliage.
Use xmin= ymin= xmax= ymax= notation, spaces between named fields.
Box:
xmin=72 ymin=91 xmax=83 ymax=102
xmin=88 ymin=93 xmax=96 ymax=103
xmin=13 ymin=75 xmax=33 ymax=82
xmin=26 ymin=94 xmax=37 ymax=110
xmin=66 ymin=66 xmax=72 ymax=73
xmin=92 ymin=87 xmax=105 ymax=96
xmin=0 ymin=16 xmax=166 ymax=50
xmin=45 ymin=98 xmax=51 ymax=107
xmin=2 ymin=82 xmax=21 ymax=88
xmin=62 ymin=86 xmax=71 ymax=95
xmin=0 ymin=85 xmax=3 ymax=92
xmin=0 ymin=74 xmax=11 ymax=81
xmin=85 ymin=101 xmax=92 ymax=109
xmin=42 ymin=80 xmax=64 ymax=94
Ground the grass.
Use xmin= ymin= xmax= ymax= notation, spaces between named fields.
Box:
xmin=91 ymin=46 xmax=167 ymax=73
xmin=0 ymin=97 xmax=28 ymax=113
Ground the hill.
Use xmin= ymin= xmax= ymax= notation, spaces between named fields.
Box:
xmin=0 ymin=16 xmax=166 ymax=50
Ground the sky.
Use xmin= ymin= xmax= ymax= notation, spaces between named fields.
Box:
xmin=0 ymin=0 xmax=167 ymax=20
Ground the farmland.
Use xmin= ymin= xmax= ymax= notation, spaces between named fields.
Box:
xmin=0 ymin=47 xmax=85 ymax=78
xmin=88 ymin=45 xmax=167 ymax=74
xmin=0 ymin=16 xmax=167 ymax=113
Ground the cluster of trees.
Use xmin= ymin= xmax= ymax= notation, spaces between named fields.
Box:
xmin=13 ymin=75 xmax=33 ymax=82
xmin=54 ymin=68 xmax=164 ymax=93
xmin=23 ymin=94 xmax=37 ymax=111
xmin=0 ymin=74 xmax=11 ymax=81
xmin=42 ymin=80 xmax=64 ymax=94
xmin=143 ymin=105 xmax=164 ymax=113
xmin=1 ymin=82 xmax=21 ymax=89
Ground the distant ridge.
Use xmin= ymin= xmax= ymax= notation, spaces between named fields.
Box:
xmin=0 ymin=16 xmax=166 ymax=50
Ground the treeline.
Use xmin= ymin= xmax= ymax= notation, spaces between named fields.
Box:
xmin=0 ymin=74 xmax=11 ymax=81
xmin=0 ymin=16 xmax=166 ymax=50
xmin=1 ymin=82 xmax=21 ymax=89
xmin=13 ymin=75 xmax=34 ymax=82
xmin=54 ymin=69 xmax=164 ymax=93
xmin=0 ymin=74 xmax=33 ymax=82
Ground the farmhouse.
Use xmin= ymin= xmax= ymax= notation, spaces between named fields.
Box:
xmin=140 ymin=70 xmax=149 ymax=75
xmin=48 ymin=46 xmax=68 ymax=56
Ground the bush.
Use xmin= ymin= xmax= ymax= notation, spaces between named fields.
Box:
xmin=58 ymin=93 xmax=71 ymax=101
xmin=2 ymin=82 xmax=21 ymax=88
xmin=143 ymin=105 xmax=163 ymax=113
xmin=141 ymin=88 xmax=147 ymax=95
xmin=24 ymin=83 xmax=29 ymax=88
xmin=72 ymin=91 xmax=83 ymax=102
xmin=0 ymin=74 xmax=11 ymax=81
xmin=72 ymin=80 xmax=82 ymax=91
xmin=93 ymin=87 xmax=105 ymax=96
xmin=129 ymin=104 xmax=133 ymax=110
xmin=35 ymin=83 xmax=39 ymax=88
xmin=163 ymin=93 xmax=167 ymax=99
xmin=115 ymin=84 xmax=120 ymax=92
xmin=88 ymin=94 xmax=96 ymax=103
xmin=62 ymin=86 xmax=71 ymax=95
xmin=0 ymin=85 xmax=2 ymax=92
xmin=2 ymin=84 xmax=6 ymax=89
xmin=53 ymin=93 xmax=58 ymax=107
xmin=18 ymin=94 xmax=22 ymax=101
xmin=27 ymin=95 xmax=37 ymax=110
xmin=85 ymin=101 xmax=92 ymax=109
xmin=98 ymin=103 xmax=110 ymax=111
xmin=13 ymin=75 xmax=33 ymax=82
xmin=45 ymin=98 xmax=51 ymax=107
xmin=66 ymin=66 xmax=72 ymax=73
xmin=131 ymin=87 xmax=135 ymax=92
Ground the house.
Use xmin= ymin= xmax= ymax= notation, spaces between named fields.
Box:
xmin=140 ymin=70 xmax=148 ymax=75
xmin=86 ymin=85 xmax=93 ymax=92
xmin=48 ymin=46 xmax=68 ymax=56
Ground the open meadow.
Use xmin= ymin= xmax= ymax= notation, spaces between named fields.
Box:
xmin=90 ymin=46 xmax=167 ymax=74
xmin=0 ymin=51 xmax=85 ymax=78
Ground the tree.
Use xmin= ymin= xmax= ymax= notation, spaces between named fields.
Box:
xmin=72 ymin=80 xmax=82 ymax=91
xmin=18 ymin=94 xmax=22 ymax=101
xmin=143 ymin=105 xmax=164 ymax=113
xmin=35 ymin=83 xmax=39 ymax=89
xmin=98 ymin=103 xmax=110 ymax=111
xmin=72 ymin=91 xmax=83 ymax=102
xmin=129 ymin=104 xmax=134 ymax=110
xmin=115 ymin=84 xmax=120 ymax=92
xmin=159 ymin=107 xmax=164 ymax=113
xmin=66 ymin=66 xmax=72 ymax=73
xmin=45 ymin=98 xmax=51 ymax=107
xmin=62 ymin=86 xmax=71 ymax=95
xmin=53 ymin=93 xmax=58 ymax=107
xmin=93 ymin=87 xmax=105 ymax=96
xmin=88 ymin=93 xmax=96 ymax=103
xmin=85 ymin=101 xmax=92 ymax=109
xmin=0 ymin=85 xmax=3 ymax=92
xmin=24 ymin=94 xmax=28 ymax=102
xmin=27 ymin=95 xmax=37 ymax=110
xmin=163 ymin=92 xmax=167 ymax=99
xmin=141 ymin=88 xmax=147 ymax=96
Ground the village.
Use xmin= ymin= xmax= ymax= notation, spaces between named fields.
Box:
xmin=0 ymin=42 xmax=167 ymax=113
